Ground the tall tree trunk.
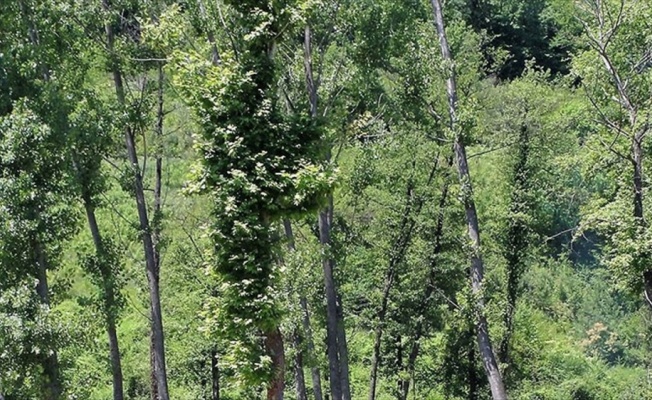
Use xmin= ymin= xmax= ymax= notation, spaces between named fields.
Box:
xmin=265 ymin=328 xmax=285 ymax=400
xmin=149 ymin=60 xmax=166 ymax=400
xmin=304 ymin=21 xmax=349 ymax=400
xmin=197 ymin=0 xmax=221 ymax=66
xmin=468 ymin=326 xmax=478 ymax=400
xmin=301 ymin=297 xmax=324 ymax=400
xmin=632 ymin=138 xmax=652 ymax=308
xmin=101 ymin=2 xmax=170 ymax=399
xmin=18 ymin=5 xmax=60 ymax=399
xmin=398 ymin=178 xmax=450 ymax=400
xmin=369 ymin=171 xmax=423 ymax=400
xmin=319 ymin=206 xmax=343 ymax=400
xmin=369 ymin=160 xmax=440 ymax=400
xmin=284 ymin=221 xmax=324 ymax=400
xmin=211 ymin=348 xmax=220 ymax=400
xmin=499 ymin=122 xmax=530 ymax=367
xmin=34 ymin=242 xmax=61 ymax=400
xmin=294 ymin=330 xmax=308 ymax=400
xmin=84 ymin=201 xmax=125 ymax=400
xmin=429 ymin=0 xmax=507 ymax=398
xmin=336 ymin=294 xmax=352 ymax=400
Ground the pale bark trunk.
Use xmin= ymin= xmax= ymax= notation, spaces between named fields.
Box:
xmin=101 ymin=2 xmax=170 ymax=399
xmin=301 ymin=297 xmax=324 ymax=400
xmin=429 ymin=0 xmax=507 ymax=398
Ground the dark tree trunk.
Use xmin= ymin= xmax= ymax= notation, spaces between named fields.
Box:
xmin=293 ymin=330 xmax=308 ymax=400
xmin=305 ymin=20 xmax=349 ymax=400
xmin=35 ymin=242 xmax=62 ymax=400
xmin=197 ymin=0 xmax=220 ymax=66
xmin=265 ymin=328 xmax=285 ymax=400
xmin=149 ymin=60 xmax=165 ymax=400
xmin=84 ymin=202 xmax=125 ymax=400
xmin=499 ymin=122 xmax=530 ymax=367
xmin=468 ymin=327 xmax=478 ymax=400
xmin=319 ymin=206 xmax=343 ymax=400
xmin=18 ymin=6 xmax=60 ymax=399
xmin=284 ymin=220 xmax=324 ymax=400
xmin=101 ymin=2 xmax=170 ymax=399
xmin=398 ymin=159 xmax=450 ymax=400
xmin=336 ymin=294 xmax=352 ymax=400
xmin=211 ymin=349 xmax=220 ymax=400
xmin=369 ymin=171 xmax=424 ymax=400
xmin=429 ymin=0 xmax=507 ymax=398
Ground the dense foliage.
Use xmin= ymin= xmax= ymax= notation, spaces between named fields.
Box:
xmin=1 ymin=0 xmax=652 ymax=399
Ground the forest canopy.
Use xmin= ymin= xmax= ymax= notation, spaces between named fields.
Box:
xmin=1 ymin=0 xmax=652 ymax=399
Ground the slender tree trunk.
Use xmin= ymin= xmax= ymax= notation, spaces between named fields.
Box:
xmin=101 ymin=2 xmax=170 ymax=399
xmin=197 ymin=0 xmax=221 ymax=66
xmin=632 ymin=138 xmax=652 ymax=308
xmin=398 ymin=160 xmax=450 ymax=400
xmin=301 ymin=297 xmax=324 ymax=400
xmin=18 ymin=6 xmax=60 ymax=398
xmin=429 ymin=0 xmax=507 ymax=398
xmin=211 ymin=349 xmax=220 ymax=400
xmin=336 ymin=294 xmax=352 ymax=400
xmin=319 ymin=206 xmax=343 ymax=400
xmin=499 ymin=122 xmax=529 ymax=367
xmin=304 ymin=22 xmax=349 ymax=400
xmin=84 ymin=202 xmax=125 ymax=400
xmin=34 ymin=242 xmax=61 ymax=400
xmin=468 ymin=327 xmax=478 ymax=400
xmin=368 ymin=269 xmax=396 ymax=400
xmin=149 ymin=59 xmax=166 ymax=400
xmin=265 ymin=328 xmax=285 ymax=400
xmin=369 ymin=173 xmax=423 ymax=400
xmin=368 ymin=156 xmax=438 ymax=400
xmin=294 ymin=329 xmax=309 ymax=400
xmin=284 ymin=220 xmax=324 ymax=400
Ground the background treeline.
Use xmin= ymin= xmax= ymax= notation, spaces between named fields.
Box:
xmin=1 ymin=0 xmax=652 ymax=399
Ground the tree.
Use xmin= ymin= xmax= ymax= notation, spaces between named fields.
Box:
xmin=429 ymin=0 xmax=507 ymax=398
xmin=99 ymin=1 xmax=171 ymax=398
xmin=173 ymin=1 xmax=333 ymax=397
xmin=575 ymin=0 xmax=652 ymax=309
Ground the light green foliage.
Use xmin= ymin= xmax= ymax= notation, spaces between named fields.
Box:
xmin=2 ymin=1 xmax=652 ymax=399
xmin=170 ymin=0 xmax=334 ymax=387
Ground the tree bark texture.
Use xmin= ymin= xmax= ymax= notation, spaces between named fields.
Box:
xmin=265 ymin=328 xmax=285 ymax=400
xmin=284 ymin=220 xmax=325 ymax=400
xmin=399 ymin=166 xmax=451 ymax=400
xmin=499 ymin=122 xmax=530 ymax=367
xmin=293 ymin=330 xmax=308 ymax=400
xmin=429 ymin=0 xmax=507 ymax=398
xmin=84 ymin=202 xmax=125 ymax=400
xmin=101 ymin=2 xmax=170 ymax=399
xmin=34 ymin=242 xmax=62 ymax=400
xmin=304 ymin=20 xmax=350 ymax=400
xmin=319 ymin=206 xmax=343 ymax=400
